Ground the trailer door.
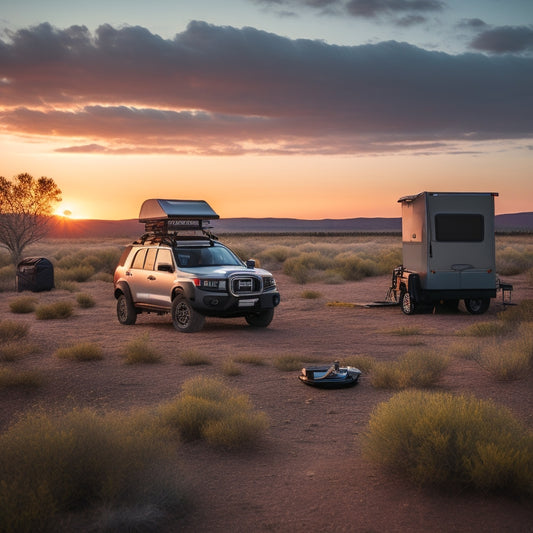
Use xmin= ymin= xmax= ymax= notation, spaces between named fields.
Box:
xmin=426 ymin=194 xmax=496 ymax=291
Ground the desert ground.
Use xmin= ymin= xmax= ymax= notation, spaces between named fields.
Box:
xmin=1 ymin=240 xmax=532 ymax=532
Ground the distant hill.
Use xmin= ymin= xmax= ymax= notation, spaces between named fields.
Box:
xmin=47 ymin=212 xmax=533 ymax=239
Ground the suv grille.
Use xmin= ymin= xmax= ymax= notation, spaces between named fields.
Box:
xmin=230 ymin=275 xmax=262 ymax=296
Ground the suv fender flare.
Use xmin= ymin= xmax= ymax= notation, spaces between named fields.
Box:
xmin=172 ymin=282 xmax=196 ymax=302
xmin=115 ymin=281 xmax=133 ymax=301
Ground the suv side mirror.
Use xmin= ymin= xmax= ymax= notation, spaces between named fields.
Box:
xmin=246 ymin=259 xmax=255 ymax=269
xmin=157 ymin=263 xmax=174 ymax=273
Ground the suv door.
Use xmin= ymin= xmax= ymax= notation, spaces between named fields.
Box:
xmin=147 ymin=248 xmax=176 ymax=308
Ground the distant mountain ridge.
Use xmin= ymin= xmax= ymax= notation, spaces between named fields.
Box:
xmin=47 ymin=212 xmax=533 ymax=239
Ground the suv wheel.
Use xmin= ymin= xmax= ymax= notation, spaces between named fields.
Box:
xmin=172 ymin=294 xmax=205 ymax=333
xmin=245 ymin=308 xmax=274 ymax=328
xmin=117 ymin=292 xmax=137 ymax=325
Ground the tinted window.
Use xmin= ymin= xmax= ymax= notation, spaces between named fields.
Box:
xmin=144 ymin=248 xmax=157 ymax=271
xmin=131 ymin=248 xmax=147 ymax=269
xmin=435 ymin=214 xmax=484 ymax=242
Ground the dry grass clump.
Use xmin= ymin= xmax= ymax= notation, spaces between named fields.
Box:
xmin=159 ymin=377 xmax=268 ymax=449
xmin=122 ymin=333 xmax=161 ymax=364
xmin=370 ymin=349 xmax=449 ymax=389
xmin=273 ymin=354 xmax=321 ymax=371
xmin=0 ymin=264 xmax=15 ymax=292
xmin=477 ymin=323 xmax=533 ymax=380
xmin=55 ymin=264 xmax=95 ymax=283
xmin=0 ymin=367 xmax=43 ymax=389
xmin=498 ymin=299 xmax=533 ymax=326
xmin=180 ymin=349 xmax=212 ymax=366
xmin=496 ymin=244 xmax=533 ymax=275
xmin=0 ymin=408 xmax=184 ymax=532
xmin=55 ymin=280 xmax=79 ymax=292
xmin=0 ymin=319 xmax=29 ymax=341
xmin=9 ymin=295 xmax=37 ymax=314
xmin=35 ymin=301 xmax=73 ymax=320
xmin=364 ymin=390 xmax=533 ymax=497
xmin=54 ymin=342 xmax=104 ymax=362
xmin=301 ymin=289 xmax=322 ymax=299
xmin=76 ymin=292 xmax=95 ymax=308
xmin=458 ymin=321 xmax=510 ymax=337
xmin=221 ymin=359 xmax=242 ymax=376
xmin=341 ymin=354 xmax=375 ymax=373
xmin=0 ymin=341 xmax=39 ymax=362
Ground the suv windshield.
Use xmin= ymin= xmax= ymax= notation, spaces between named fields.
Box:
xmin=174 ymin=245 xmax=242 ymax=268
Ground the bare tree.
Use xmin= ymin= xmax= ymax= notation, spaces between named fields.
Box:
xmin=0 ymin=173 xmax=62 ymax=264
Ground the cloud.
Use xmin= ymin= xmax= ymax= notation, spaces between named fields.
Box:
xmin=470 ymin=25 xmax=533 ymax=54
xmin=345 ymin=0 xmax=443 ymax=18
xmin=0 ymin=22 xmax=532 ymax=155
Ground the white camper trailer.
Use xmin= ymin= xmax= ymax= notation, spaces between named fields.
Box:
xmin=390 ymin=192 xmax=501 ymax=315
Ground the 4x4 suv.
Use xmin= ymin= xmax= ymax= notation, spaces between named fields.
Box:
xmin=113 ymin=199 xmax=280 ymax=332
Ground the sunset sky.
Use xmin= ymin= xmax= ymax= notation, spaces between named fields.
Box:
xmin=1 ymin=0 xmax=532 ymax=220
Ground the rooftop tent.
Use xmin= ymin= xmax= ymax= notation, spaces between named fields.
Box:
xmin=16 ymin=257 xmax=54 ymax=292
xmin=139 ymin=199 xmax=219 ymax=221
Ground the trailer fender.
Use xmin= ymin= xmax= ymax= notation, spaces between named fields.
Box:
xmin=407 ymin=273 xmax=422 ymax=302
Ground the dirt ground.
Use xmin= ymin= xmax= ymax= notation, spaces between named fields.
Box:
xmin=1 ymin=270 xmax=532 ymax=532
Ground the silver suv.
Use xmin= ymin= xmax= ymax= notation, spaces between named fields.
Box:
xmin=113 ymin=199 xmax=280 ymax=333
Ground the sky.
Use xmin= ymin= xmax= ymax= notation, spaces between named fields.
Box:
xmin=1 ymin=0 xmax=532 ymax=220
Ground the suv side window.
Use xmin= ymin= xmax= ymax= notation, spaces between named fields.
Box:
xmin=155 ymin=248 xmax=173 ymax=271
xmin=131 ymin=249 xmax=147 ymax=269
xmin=144 ymin=248 xmax=158 ymax=271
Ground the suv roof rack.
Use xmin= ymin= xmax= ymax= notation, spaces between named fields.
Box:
xmin=137 ymin=199 xmax=219 ymax=242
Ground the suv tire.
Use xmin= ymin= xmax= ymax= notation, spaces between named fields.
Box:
xmin=117 ymin=292 xmax=137 ymax=325
xmin=172 ymin=294 xmax=205 ymax=333
xmin=245 ymin=308 xmax=274 ymax=327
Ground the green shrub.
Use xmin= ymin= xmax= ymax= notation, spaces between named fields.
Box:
xmin=0 ymin=320 xmax=29 ymax=341
xmin=55 ymin=342 xmax=104 ymax=362
xmin=0 ymin=368 xmax=43 ymax=389
xmin=180 ymin=349 xmax=211 ymax=366
xmin=159 ymin=377 xmax=268 ymax=449
xmin=35 ymin=301 xmax=73 ymax=320
xmin=371 ymin=349 xmax=449 ymax=389
xmin=0 ymin=341 xmax=39 ymax=362
xmin=0 ymin=408 xmax=183 ymax=532
xmin=9 ymin=296 xmax=37 ymax=314
xmin=364 ymin=390 xmax=533 ymax=496
xmin=122 ymin=333 xmax=161 ymax=364
xmin=75 ymin=293 xmax=95 ymax=308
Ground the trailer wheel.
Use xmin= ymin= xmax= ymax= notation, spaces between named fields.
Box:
xmin=400 ymin=290 xmax=415 ymax=315
xmin=464 ymin=298 xmax=490 ymax=315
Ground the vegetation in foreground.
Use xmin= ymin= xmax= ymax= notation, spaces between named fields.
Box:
xmin=364 ymin=390 xmax=533 ymax=497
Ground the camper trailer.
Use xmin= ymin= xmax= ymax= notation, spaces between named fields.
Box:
xmin=390 ymin=192 xmax=500 ymax=315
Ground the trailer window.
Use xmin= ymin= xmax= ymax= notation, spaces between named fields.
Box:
xmin=435 ymin=214 xmax=484 ymax=242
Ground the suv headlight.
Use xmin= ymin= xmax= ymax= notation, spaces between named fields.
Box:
xmin=262 ymin=276 xmax=276 ymax=290
xmin=194 ymin=278 xmax=227 ymax=291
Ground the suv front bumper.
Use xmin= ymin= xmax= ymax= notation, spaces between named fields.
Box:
xmin=193 ymin=289 xmax=280 ymax=317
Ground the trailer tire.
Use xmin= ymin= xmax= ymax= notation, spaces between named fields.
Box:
xmin=464 ymin=298 xmax=490 ymax=315
xmin=400 ymin=290 xmax=415 ymax=315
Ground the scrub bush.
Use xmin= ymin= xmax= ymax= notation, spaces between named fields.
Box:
xmin=0 ymin=408 xmax=183 ymax=532
xmin=370 ymin=349 xmax=449 ymax=389
xmin=0 ymin=320 xmax=29 ymax=341
xmin=54 ymin=342 xmax=104 ymax=362
xmin=122 ymin=333 xmax=161 ymax=364
xmin=35 ymin=301 xmax=73 ymax=320
xmin=55 ymin=264 xmax=95 ymax=282
xmin=0 ymin=368 xmax=43 ymax=389
xmin=179 ymin=349 xmax=212 ymax=366
xmin=9 ymin=296 xmax=37 ymax=314
xmin=364 ymin=390 xmax=533 ymax=496
xmin=159 ymin=377 xmax=268 ymax=449
xmin=0 ymin=341 xmax=39 ymax=362
xmin=76 ymin=292 xmax=95 ymax=308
